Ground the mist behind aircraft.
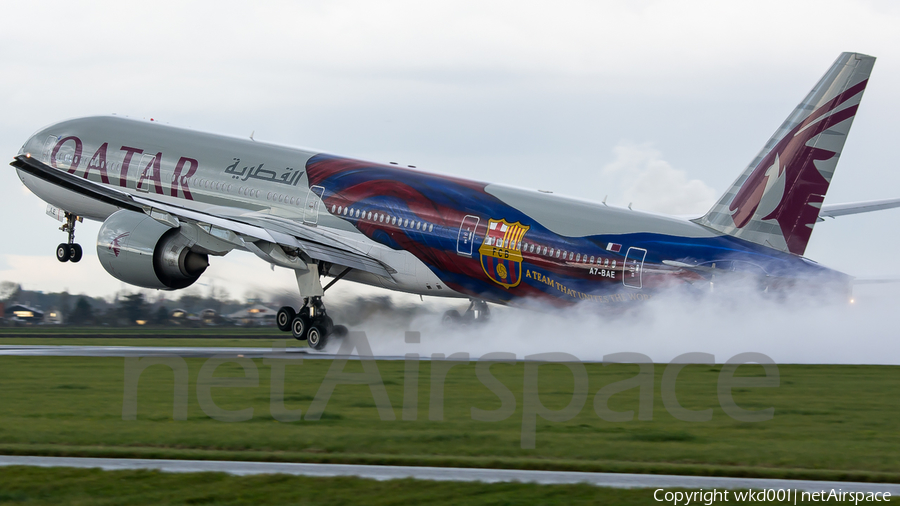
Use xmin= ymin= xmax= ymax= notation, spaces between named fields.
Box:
xmin=342 ymin=284 xmax=900 ymax=365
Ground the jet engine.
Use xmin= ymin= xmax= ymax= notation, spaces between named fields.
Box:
xmin=97 ymin=210 xmax=209 ymax=290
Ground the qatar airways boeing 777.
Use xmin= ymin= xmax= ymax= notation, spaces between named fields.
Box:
xmin=11 ymin=52 xmax=898 ymax=348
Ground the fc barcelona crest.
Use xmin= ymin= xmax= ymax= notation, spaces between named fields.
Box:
xmin=479 ymin=219 xmax=530 ymax=289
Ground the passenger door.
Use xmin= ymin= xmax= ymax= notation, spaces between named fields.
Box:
xmin=456 ymin=215 xmax=480 ymax=257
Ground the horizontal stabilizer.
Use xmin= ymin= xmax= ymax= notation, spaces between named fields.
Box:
xmin=851 ymin=276 xmax=900 ymax=285
xmin=818 ymin=198 xmax=900 ymax=220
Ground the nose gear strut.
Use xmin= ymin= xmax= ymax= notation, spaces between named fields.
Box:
xmin=56 ymin=212 xmax=84 ymax=263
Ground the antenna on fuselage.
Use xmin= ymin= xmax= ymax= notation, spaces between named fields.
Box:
xmin=250 ymin=131 xmax=256 ymax=142
xmin=602 ymin=195 xmax=608 ymax=206
xmin=628 ymin=202 xmax=633 ymax=210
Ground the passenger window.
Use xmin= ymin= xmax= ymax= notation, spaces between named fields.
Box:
xmin=428 ymin=223 xmax=434 ymax=232
xmin=392 ymin=216 xmax=397 ymax=225
xmin=590 ymin=256 xmax=595 ymax=264
xmin=403 ymin=219 xmax=409 ymax=227
xmin=576 ymin=253 xmax=581 ymax=262
xmin=611 ymin=260 xmax=616 ymax=268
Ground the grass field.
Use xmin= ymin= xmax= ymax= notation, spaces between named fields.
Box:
xmin=0 ymin=353 xmax=898 ymax=484
xmin=2 ymin=467 xmax=888 ymax=506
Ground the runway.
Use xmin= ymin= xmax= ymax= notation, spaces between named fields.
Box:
xmin=1 ymin=456 xmax=898 ymax=493
xmin=0 ymin=344 xmax=535 ymax=361
xmin=0 ymin=344 xmax=385 ymax=360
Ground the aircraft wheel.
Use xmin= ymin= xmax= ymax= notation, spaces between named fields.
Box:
xmin=332 ymin=324 xmax=348 ymax=337
xmin=291 ymin=314 xmax=310 ymax=340
xmin=307 ymin=325 xmax=328 ymax=350
xmin=56 ymin=244 xmax=71 ymax=263
xmin=442 ymin=309 xmax=461 ymax=326
xmin=69 ymin=243 xmax=83 ymax=263
xmin=276 ymin=306 xmax=296 ymax=332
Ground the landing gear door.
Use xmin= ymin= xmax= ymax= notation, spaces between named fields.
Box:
xmin=304 ymin=185 xmax=326 ymax=224
xmin=456 ymin=215 xmax=480 ymax=257
xmin=623 ymin=247 xmax=647 ymax=289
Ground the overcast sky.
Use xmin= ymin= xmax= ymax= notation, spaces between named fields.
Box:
xmin=2 ymin=0 xmax=899 ymax=303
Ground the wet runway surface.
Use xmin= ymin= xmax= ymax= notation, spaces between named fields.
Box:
xmin=0 ymin=344 xmax=382 ymax=360
xmin=1 ymin=456 xmax=898 ymax=492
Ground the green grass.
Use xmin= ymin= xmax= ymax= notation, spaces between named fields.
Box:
xmin=0 ymin=356 xmax=898 ymax=483
xmin=0 ymin=467 xmax=886 ymax=505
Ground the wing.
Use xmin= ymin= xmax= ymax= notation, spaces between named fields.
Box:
xmin=11 ymin=154 xmax=394 ymax=277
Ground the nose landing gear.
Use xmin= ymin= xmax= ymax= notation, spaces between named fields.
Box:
xmin=56 ymin=212 xmax=83 ymax=263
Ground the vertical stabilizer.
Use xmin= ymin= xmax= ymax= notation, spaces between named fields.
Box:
xmin=694 ymin=53 xmax=875 ymax=255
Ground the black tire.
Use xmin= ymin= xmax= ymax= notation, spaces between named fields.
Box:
xmin=56 ymin=244 xmax=71 ymax=263
xmin=332 ymin=324 xmax=348 ymax=337
xmin=307 ymin=325 xmax=328 ymax=350
xmin=442 ymin=309 xmax=461 ymax=326
xmin=69 ymin=243 xmax=83 ymax=263
xmin=276 ymin=306 xmax=296 ymax=332
xmin=291 ymin=314 xmax=310 ymax=340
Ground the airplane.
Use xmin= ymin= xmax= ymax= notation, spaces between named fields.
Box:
xmin=11 ymin=52 xmax=899 ymax=349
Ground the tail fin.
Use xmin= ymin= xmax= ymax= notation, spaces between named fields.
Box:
xmin=694 ymin=52 xmax=875 ymax=256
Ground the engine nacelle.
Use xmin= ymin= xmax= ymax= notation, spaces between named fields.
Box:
xmin=97 ymin=210 xmax=209 ymax=290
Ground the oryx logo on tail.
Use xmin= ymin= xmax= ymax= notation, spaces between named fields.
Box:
xmin=695 ymin=52 xmax=874 ymax=256
xmin=479 ymin=219 xmax=529 ymax=289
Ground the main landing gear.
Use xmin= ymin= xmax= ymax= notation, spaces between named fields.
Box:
xmin=442 ymin=299 xmax=491 ymax=326
xmin=276 ymin=263 xmax=349 ymax=350
xmin=56 ymin=212 xmax=83 ymax=263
